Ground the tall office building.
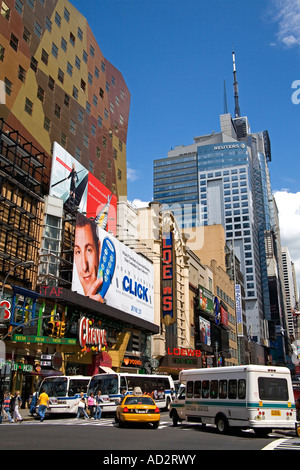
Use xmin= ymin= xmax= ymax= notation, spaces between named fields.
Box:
xmin=0 ymin=0 xmax=130 ymax=198
xmin=153 ymin=59 xmax=286 ymax=362
xmin=282 ymin=247 xmax=297 ymax=339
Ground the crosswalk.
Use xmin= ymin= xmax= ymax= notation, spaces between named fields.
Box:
xmin=262 ymin=438 xmax=300 ymax=451
xmin=1 ymin=417 xmax=171 ymax=428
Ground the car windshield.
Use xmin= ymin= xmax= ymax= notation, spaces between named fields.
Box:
xmin=125 ymin=396 xmax=154 ymax=406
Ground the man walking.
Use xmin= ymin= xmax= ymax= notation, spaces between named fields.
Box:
xmin=37 ymin=389 xmax=49 ymax=422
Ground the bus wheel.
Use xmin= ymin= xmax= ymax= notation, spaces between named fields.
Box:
xmin=215 ymin=414 xmax=229 ymax=434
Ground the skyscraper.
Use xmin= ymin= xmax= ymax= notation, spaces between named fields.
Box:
xmin=153 ymin=55 xmax=286 ymax=363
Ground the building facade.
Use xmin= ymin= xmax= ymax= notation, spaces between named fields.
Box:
xmin=153 ymin=113 xmax=286 ymax=364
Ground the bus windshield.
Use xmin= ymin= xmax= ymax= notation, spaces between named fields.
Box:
xmin=40 ymin=377 xmax=68 ymax=397
xmin=89 ymin=374 xmax=119 ymax=395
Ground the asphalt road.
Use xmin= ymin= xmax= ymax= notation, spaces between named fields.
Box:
xmin=0 ymin=411 xmax=299 ymax=453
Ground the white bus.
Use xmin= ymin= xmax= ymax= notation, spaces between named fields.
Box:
xmin=38 ymin=375 xmax=91 ymax=414
xmin=87 ymin=373 xmax=175 ymax=412
xmin=170 ymin=365 xmax=297 ymax=436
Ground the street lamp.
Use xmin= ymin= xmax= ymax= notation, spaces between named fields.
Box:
xmin=0 ymin=260 xmax=34 ymax=300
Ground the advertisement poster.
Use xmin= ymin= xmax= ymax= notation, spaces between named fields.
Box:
xmin=199 ymin=316 xmax=211 ymax=346
xmin=72 ymin=213 xmax=154 ymax=325
xmin=50 ymin=142 xmax=117 ymax=234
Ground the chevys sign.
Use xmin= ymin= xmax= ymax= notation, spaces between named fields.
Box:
xmin=79 ymin=317 xmax=107 ymax=350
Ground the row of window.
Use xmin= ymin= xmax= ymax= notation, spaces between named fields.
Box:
xmin=185 ymin=379 xmax=246 ymax=400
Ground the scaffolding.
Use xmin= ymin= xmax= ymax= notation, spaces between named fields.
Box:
xmin=0 ymin=118 xmax=48 ymax=291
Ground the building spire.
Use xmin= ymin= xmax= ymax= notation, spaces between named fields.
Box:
xmin=223 ymin=79 xmax=228 ymax=114
xmin=232 ymin=46 xmax=241 ymax=118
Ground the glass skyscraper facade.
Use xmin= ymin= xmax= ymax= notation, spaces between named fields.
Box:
xmin=153 ymin=114 xmax=277 ymax=347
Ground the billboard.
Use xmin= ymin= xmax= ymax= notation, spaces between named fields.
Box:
xmin=72 ymin=213 xmax=154 ymax=325
xmin=50 ymin=142 xmax=117 ymax=235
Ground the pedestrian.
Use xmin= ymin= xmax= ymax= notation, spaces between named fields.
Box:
xmin=87 ymin=392 xmax=95 ymax=418
xmin=2 ymin=392 xmax=13 ymax=423
xmin=37 ymin=389 xmax=49 ymax=422
xmin=75 ymin=392 xmax=89 ymax=420
xmin=95 ymin=390 xmax=103 ymax=420
xmin=12 ymin=391 xmax=22 ymax=422
xmin=29 ymin=390 xmax=37 ymax=417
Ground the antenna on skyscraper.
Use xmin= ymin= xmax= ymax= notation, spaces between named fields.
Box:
xmin=232 ymin=45 xmax=241 ymax=118
xmin=223 ymin=79 xmax=228 ymax=114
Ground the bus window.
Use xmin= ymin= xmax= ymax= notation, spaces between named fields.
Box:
xmin=202 ymin=380 xmax=210 ymax=398
xmin=186 ymin=381 xmax=194 ymax=398
xmin=228 ymin=380 xmax=237 ymax=399
xmin=258 ymin=377 xmax=288 ymax=401
xmin=219 ymin=380 xmax=227 ymax=399
xmin=68 ymin=379 xmax=89 ymax=396
xmin=194 ymin=381 xmax=201 ymax=398
xmin=238 ymin=379 xmax=246 ymax=399
xmin=210 ymin=380 xmax=218 ymax=399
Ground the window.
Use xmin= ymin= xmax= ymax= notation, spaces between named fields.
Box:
xmin=34 ymin=21 xmax=42 ymax=38
xmin=75 ymin=56 xmax=81 ymax=69
xmin=51 ymin=42 xmax=58 ymax=59
xmin=18 ymin=65 xmax=26 ymax=82
xmin=48 ymin=76 xmax=55 ymax=91
xmin=238 ymin=379 xmax=246 ymax=399
xmin=86 ymin=101 xmax=91 ymax=115
xmin=210 ymin=380 xmax=218 ymax=399
xmin=10 ymin=33 xmax=19 ymax=52
xmin=228 ymin=380 xmax=237 ymax=399
xmin=194 ymin=381 xmax=201 ymax=398
xmin=90 ymin=44 xmax=95 ymax=57
xmin=30 ymin=56 xmax=38 ymax=73
xmin=4 ymin=77 xmax=12 ymax=96
xmin=202 ymin=380 xmax=209 ymax=398
xmin=83 ymin=50 xmax=88 ymax=63
xmin=89 ymin=160 xmax=94 ymax=173
xmin=45 ymin=16 xmax=52 ymax=32
xmin=0 ymin=44 xmax=5 ymax=61
xmin=219 ymin=380 xmax=227 ymax=399
xmin=95 ymin=66 xmax=99 ymax=79
xmin=258 ymin=377 xmax=288 ymax=401
xmin=44 ymin=116 xmax=51 ymax=132
xmin=83 ymin=134 xmax=89 ymax=148
xmin=70 ymin=120 xmax=76 ymax=134
xmin=61 ymin=132 xmax=67 ymax=147
xmin=67 ymin=62 xmax=73 ymax=76
xmin=1 ymin=1 xmax=10 ymax=20
xmin=186 ymin=381 xmax=193 ymax=398
xmin=25 ymin=97 xmax=33 ymax=115
xmin=23 ymin=27 xmax=31 ymax=44
xmin=80 ymin=79 xmax=86 ymax=92
xmin=64 ymin=7 xmax=70 ymax=22
xmin=91 ymin=123 xmax=96 ymax=136
xmin=69 ymin=32 xmax=75 ymax=46
xmin=54 ymin=103 xmax=61 ymax=119
xmin=101 ymin=61 xmax=105 ymax=72
xmin=27 ymin=0 xmax=35 ymax=10
xmin=61 ymin=37 xmax=67 ymax=52
xmin=77 ymin=27 xmax=83 ymax=41
xmin=55 ymin=11 xmax=61 ymax=27
xmin=78 ymin=109 xmax=84 ymax=122
xmin=37 ymin=85 xmax=44 ymax=102
xmin=57 ymin=68 xmax=64 ymax=84
xmin=64 ymin=93 xmax=70 ymax=107
xmin=72 ymin=86 xmax=78 ymax=100
xmin=75 ymin=147 xmax=81 ymax=161
xmin=15 ymin=0 xmax=23 ymax=15
xmin=41 ymin=48 xmax=48 ymax=65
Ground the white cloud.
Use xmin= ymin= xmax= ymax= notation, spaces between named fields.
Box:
xmin=274 ymin=190 xmax=300 ymax=288
xmin=128 ymin=198 xmax=150 ymax=209
xmin=127 ymin=166 xmax=139 ymax=182
xmin=272 ymin=0 xmax=300 ymax=47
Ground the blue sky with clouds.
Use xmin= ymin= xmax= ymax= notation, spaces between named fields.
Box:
xmin=72 ymin=0 xmax=300 ymax=288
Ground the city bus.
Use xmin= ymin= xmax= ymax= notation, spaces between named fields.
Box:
xmin=38 ymin=375 xmax=91 ymax=415
xmin=170 ymin=365 xmax=297 ymax=436
xmin=87 ymin=373 xmax=175 ymax=412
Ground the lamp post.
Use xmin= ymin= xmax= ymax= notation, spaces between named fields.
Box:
xmin=0 ymin=260 xmax=34 ymax=300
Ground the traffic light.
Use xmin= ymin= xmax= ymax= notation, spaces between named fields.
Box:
xmin=53 ymin=321 xmax=60 ymax=337
xmin=47 ymin=321 xmax=55 ymax=337
xmin=59 ymin=322 xmax=66 ymax=337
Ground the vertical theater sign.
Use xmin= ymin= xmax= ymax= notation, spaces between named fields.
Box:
xmin=161 ymin=231 xmax=175 ymax=326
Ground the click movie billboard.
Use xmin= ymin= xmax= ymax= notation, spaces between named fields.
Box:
xmin=50 ymin=142 xmax=117 ymax=235
xmin=72 ymin=213 xmax=154 ymax=325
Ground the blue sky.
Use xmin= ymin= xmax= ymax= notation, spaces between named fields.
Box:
xmin=71 ymin=0 xmax=300 ymax=286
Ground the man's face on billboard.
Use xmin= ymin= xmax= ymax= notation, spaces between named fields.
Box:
xmin=74 ymin=223 xmax=100 ymax=296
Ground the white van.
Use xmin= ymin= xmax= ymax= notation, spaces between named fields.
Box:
xmin=170 ymin=365 xmax=297 ymax=436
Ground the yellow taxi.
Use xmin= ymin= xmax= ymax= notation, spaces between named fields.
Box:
xmin=115 ymin=394 xmax=160 ymax=428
